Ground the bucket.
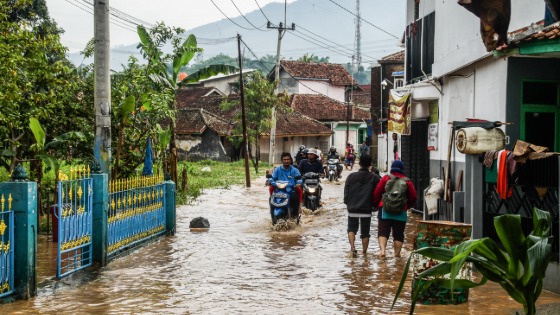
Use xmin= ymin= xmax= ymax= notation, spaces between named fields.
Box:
xmin=456 ymin=127 xmax=505 ymax=154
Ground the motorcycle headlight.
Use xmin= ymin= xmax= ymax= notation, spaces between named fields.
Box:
xmin=277 ymin=182 xmax=288 ymax=189
xmin=308 ymin=188 xmax=316 ymax=193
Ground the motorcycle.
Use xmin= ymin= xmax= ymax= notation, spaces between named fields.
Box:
xmin=302 ymin=172 xmax=321 ymax=211
xmin=266 ymin=173 xmax=301 ymax=226
xmin=325 ymin=158 xmax=340 ymax=182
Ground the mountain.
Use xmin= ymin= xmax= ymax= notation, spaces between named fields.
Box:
xmin=67 ymin=0 xmax=405 ymax=70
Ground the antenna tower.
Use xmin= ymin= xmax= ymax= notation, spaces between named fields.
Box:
xmin=354 ymin=0 xmax=362 ymax=72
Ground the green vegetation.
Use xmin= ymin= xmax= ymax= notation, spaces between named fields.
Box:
xmin=393 ymin=207 xmax=553 ymax=315
xmin=177 ymin=160 xmax=270 ymax=205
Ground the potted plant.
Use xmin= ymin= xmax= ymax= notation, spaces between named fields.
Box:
xmin=393 ymin=207 xmax=553 ymax=315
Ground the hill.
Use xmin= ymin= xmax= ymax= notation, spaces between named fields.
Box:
xmin=67 ymin=0 xmax=405 ymax=70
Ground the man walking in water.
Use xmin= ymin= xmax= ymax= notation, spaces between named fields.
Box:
xmin=373 ymin=160 xmax=417 ymax=257
xmin=343 ymin=155 xmax=380 ymax=257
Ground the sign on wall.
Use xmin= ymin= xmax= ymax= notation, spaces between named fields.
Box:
xmin=428 ymin=123 xmax=438 ymax=151
xmin=388 ymin=91 xmax=411 ymax=135
xmin=428 ymin=101 xmax=439 ymax=151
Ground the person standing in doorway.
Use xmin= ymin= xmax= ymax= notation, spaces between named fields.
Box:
xmin=373 ymin=160 xmax=417 ymax=257
xmin=392 ymin=133 xmax=399 ymax=160
xmin=344 ymin=155 xmax=380 ymax=257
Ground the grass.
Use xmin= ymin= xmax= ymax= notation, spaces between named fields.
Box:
xmin=177 ymin=159 xmax=270 ymax=205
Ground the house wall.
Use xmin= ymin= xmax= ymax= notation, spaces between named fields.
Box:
xmin=176 ymin=130 xmax=229 ymax=162
xmin=430 ymin=0 xmax=544 ymax=77
xmin=278 ymin=71 xmax=346 ymax=102
xmin=259 ymin=135 xmax=332 ymax=164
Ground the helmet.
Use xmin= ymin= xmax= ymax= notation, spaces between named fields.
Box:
xmin=330 ymin=146 xmax=336 ymax=153
xmin=302 ymin=149 xmax=309 ymax=154
xmin=299 ymin=145 xmax=305 ymax=151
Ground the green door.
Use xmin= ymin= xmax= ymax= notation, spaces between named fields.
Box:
xmin=521 ymin=81 xmax=560 ymax=151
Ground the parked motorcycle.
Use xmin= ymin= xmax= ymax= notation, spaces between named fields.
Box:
xmin=325 ymin=158 xmax=340 ymax=182
xmin=302 ymin=172 xmax=321 ymax=211
xmin=266 ymin=173 xmax=301 ymax=225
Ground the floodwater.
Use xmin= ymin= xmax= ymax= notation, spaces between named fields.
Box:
xmin=3 ymin=170 xmax=560 ymax=314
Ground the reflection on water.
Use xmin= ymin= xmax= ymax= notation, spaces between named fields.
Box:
xmin=2 ymin=173 xmax=560 ymax=314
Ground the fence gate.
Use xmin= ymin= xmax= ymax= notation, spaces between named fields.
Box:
xmin=0 ymin=193 xmax=14 ymax=297
xmin=56 ymin=168 xmax=93 ymax=279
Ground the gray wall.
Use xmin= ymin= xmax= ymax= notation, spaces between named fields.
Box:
xmin=180 ymin=130 xmax=229 ymax=162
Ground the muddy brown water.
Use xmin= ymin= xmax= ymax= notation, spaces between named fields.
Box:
xmin=3 ymin=170 xmax=560 ymax=314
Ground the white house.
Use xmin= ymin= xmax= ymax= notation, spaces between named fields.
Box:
xmin=399 ymin=0 xmax=560 ymax=293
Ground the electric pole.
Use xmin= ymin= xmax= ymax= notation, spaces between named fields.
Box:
xmin=267 ymin=1 xmax=295 ymax=166
xmin=94 ymin=0 xmax=111 ymax=174
xmin=237 ymin=34 xmax=251 ymax=188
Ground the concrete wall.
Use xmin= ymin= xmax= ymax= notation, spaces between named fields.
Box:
xmin=431 ymin=0 xmax=543 ymax=77
xmin=259 ymin=135 xmax=332 ymax=164
xmin=177 ymin=130 xmax=229 ymax=162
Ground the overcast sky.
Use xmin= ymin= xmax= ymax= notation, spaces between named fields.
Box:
xmin=46 ymin=0 xmax=297 ymax=53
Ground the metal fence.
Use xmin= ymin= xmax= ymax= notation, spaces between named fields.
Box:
xmin=0 ymin=193 xmax=14 ymax=298
xmin=56 ymin=167 xmax=93 ymax=279
xmin=107 ymin=175 xmax=166 ymax=258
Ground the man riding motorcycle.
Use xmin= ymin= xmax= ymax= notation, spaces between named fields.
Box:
xmin=326 ymin=146 xmax=343 ymax=179
xmin=269 ymin=152 xmax=302 ymax=220
xmin=298 ymin=148 xmax=323 ymax=208
xmin=295 ymin=145 xmax=307 ymax=165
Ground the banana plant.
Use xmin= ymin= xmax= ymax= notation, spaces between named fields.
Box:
xmin=136 ymin=23 xmax=237 ymax=184
xmin=392 ymin=207 xmax=553 ymax=315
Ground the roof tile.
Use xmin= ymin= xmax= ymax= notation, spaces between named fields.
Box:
xmin=280 ymin=61 xmax=355 ymax=86
xmin=291 ymin=94 xmax=370 ymax=121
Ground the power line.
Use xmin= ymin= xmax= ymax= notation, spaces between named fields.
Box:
xmin=254 ymin=0 xmax=271 ymax=22
xmin=327 ymin=0 xmax=399 ymax=39
xmin=289 ymin=31 xmax=354 ymax=59
xmin=230 ymin=0 xmax=268 ymax=31
xmin=240 ymin=38 xmax=271 ymax=72
xmin=210 ymin=0 xmax=259 ymax=31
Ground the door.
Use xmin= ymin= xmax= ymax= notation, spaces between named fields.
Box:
xmin=521 ymin=81 xmax=560 ymax=151
xmin=400 ymin=120 xmax=430 ymax=210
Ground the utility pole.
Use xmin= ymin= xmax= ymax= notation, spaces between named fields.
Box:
xmin=237 ymin=34 xmax=251 ymax=188
xmin=267 ymin=2 xmax=295 ymax=166
xmin=94 ymin=0 xmax=111 ymax=174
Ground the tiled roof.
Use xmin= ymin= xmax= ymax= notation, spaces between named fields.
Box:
xmin=508 ymin=20 xmax=559 ymax=46
xmin=280 ymin=61 xmax=355 ymax=86
xmin=380 ymin=50 xmax=405 ymax=62
xmin=274 ymin=111 xmax=333 ymax=136
xmin=176 ymin=108 xmax=233 ymax=136
xmin=350 ymin=92 xmax=371 ymax=107
xmin=358 ymin=85 xmax=371 ymax=94
xmin=175 ymin=87 xmax=225 ymax=110
xmin=291 ymin=94 xmax=370 ymax=122
xmin=175 ymin=93 xmax=240 ymax=120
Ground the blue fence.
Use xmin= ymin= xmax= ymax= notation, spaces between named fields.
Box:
xmin=107 ymin=175 xmax=166 ymax=258
xmin=56 ymin=167 xmax=93 ymax=279
xmin=0 ymin=193 xmax=14 ymax=298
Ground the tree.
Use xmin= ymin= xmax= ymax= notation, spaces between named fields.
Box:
xmin=136 ymin=23 xmax=237 ymax=183
xmin=221 ymin=71 xmax=289 ymax=173
xmin=0 ymin=0 xmax=92 ymax=173
xmin=297 ymin=53 xmax=330 ymax=63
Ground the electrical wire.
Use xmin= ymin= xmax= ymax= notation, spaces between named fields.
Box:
xmin=230 ymin=0 xmax=268 ymax=31
xmin=254 ymin=0 xmax=271 ymax=22
xmin=210 ymin=0 xmax=260 ymax=31
xmin=327 ymin=0 xmax=399 ymax=39
xmin=240 ymin=38 xmax=272 ymax=72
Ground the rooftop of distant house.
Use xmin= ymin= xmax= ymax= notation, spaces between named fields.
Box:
xmin=278 ymin=60 xmax=355 ymax=86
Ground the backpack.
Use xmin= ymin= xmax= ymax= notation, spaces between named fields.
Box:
xmin=382 ymin=174 xmax=409 ymax=215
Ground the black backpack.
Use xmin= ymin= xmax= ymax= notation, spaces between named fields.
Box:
xmin=382 ymin=174 xmax=409 ymax=215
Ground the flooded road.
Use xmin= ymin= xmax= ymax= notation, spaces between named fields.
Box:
xmin=3 ymin=170 xmax=560 ymax=314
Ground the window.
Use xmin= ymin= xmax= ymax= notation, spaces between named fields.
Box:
xmin=405 ymin=11 xmax=435 ymax=83
xmin=395 ymin=78 xmax=404 ymax=88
